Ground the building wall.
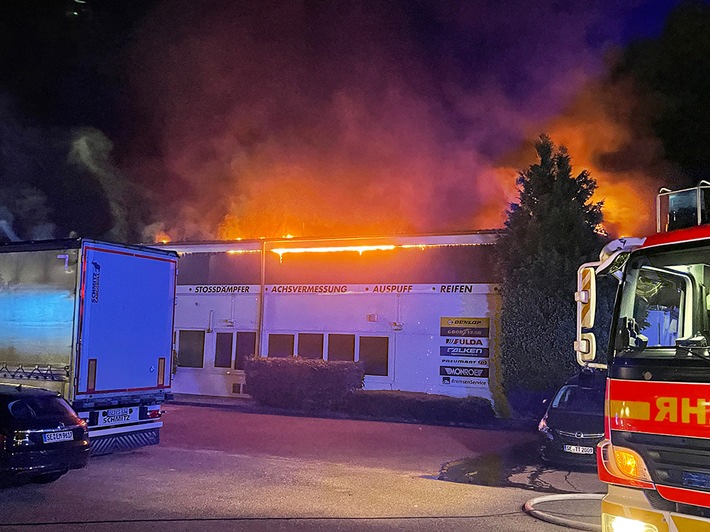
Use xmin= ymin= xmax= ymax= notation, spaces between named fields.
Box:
xmin=164 ymin=233 xmax=502 ymax=404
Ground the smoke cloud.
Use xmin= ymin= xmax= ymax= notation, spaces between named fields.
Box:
xmin=0 ymin=94 xmax=131 ymax=241
xmin=122 ymin=0 xmax=660 ymax=241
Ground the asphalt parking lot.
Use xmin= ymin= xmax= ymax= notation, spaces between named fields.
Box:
xmin=0 ymin=399 xmax=606 ymax=531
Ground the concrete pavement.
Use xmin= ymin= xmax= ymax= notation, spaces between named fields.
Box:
xmin=171 ymin=393 xmax=607 ymax=530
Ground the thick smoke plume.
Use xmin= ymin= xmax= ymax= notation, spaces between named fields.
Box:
xmin=124 ymin=0 xmax=663 ymax=241
xmin=0 ymin=94 xmax=136 ymax=242
xmin=0 ymin=95 xmax=56 ymax=241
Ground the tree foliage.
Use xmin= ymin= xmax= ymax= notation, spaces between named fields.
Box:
xmin=615 ymin=1 xmax=710 ymax=181
xmin=497 ymin=134 xmax=607 ymax=416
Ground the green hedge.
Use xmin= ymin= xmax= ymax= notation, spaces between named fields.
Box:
xmin=244 ymin=357 xmax=496 ymax=426
xmin=244 ymin=356 xmax=364 ymax=410
xmin=343 ymin=390 xmax=496 ymax=425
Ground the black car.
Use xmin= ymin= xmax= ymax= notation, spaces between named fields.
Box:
xmin=0 ymin=384 xmax=90 ymax=484
xmin=538 ymin=369 xmax=605 ymax=468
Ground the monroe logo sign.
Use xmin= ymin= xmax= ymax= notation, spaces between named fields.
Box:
xmin=439 ymin=366 xmax=489 ymax=378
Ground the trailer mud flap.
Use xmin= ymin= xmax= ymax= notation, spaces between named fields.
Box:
xmin=89 ymin=427 xmax=160 ymax=456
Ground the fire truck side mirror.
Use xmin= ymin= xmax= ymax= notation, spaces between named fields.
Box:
xmin=575 ymin=267 xmax=596 ymax=329
xmin=575 ymin=266 xmax=597 ymax=364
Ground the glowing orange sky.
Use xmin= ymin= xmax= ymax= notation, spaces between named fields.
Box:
xmin=129 ymin=1 xmax=673 ymax=244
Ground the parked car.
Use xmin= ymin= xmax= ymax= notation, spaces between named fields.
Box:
xmin=538 ymin=368 xmax=605 ymax=468
xmin=0 ymin=384 xmax=90 ymax=484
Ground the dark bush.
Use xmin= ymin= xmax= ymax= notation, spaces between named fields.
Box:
xmin=244 ymin=356 xmax=364 ymax=410
xmin=343 ymin=390 xmax=496 ymax=426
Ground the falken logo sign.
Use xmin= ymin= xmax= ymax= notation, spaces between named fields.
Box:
xmin=439 ymin=366 xmax=489 ymax=378
xmin=441 ymin=337 xmax=488 ymax=356
xmin=439 ymin=346 xmax=488 ymax=357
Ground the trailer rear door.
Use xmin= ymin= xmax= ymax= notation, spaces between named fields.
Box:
xmin=76 ymin=243 xmax=176 ymax=395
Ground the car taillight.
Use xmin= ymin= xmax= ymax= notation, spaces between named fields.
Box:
xmin=13 ymin=430 xmax=35 ymax=448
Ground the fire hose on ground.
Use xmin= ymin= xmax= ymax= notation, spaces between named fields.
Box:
xmin=524 ymin=493 xmax=604 ymax=531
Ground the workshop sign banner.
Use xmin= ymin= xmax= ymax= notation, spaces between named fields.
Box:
xmin=439 ymin=317 xmax=489 ymax=388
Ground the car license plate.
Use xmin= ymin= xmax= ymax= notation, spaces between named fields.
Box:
xmin=43 ymin=431 xmax=74 ymax=444
xmin=564 ymin=444 xmax=594 ymax=455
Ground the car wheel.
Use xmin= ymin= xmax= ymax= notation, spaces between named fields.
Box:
xmin=31 ymin=471 xmax=67 ymax=484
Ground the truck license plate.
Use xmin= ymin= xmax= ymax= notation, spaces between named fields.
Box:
xmin=101 ymin=407 xmax=135 ymax=424
xmin=564 ymin=445 xmax=594 ymax=455
xmin=43 ymin=431 xmax=74 ymax=444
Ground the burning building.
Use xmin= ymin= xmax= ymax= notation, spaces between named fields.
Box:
xmin=159 ymin=231 xmax=504 ymax=409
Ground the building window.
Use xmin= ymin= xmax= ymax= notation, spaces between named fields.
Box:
xmin=297 ymin=333 xmax=323 ymax=359
xmin=268 ymin=334 xmax=294 ymax=357
xmin=235 ymin=331 xmax=257 ymax=370
xmin=214 ymin=332 xmax=233 ymax=368
xmin=328 ymin=334 xmax=355 ymax=362
xmin=178 ymin=330 xmax=205 ymax=368
xmin=359 ymin=336 xmax=388 ymax=376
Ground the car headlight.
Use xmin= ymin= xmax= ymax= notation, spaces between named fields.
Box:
xmin=538 ymin=415 xmax=554 ymax=439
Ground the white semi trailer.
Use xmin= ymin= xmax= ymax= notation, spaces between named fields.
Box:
xmin=0 ymin=239 xmax=177 ymax=455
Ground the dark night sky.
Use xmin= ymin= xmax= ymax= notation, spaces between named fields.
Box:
xmin=0 ymin=0 xmax=705 ymax=242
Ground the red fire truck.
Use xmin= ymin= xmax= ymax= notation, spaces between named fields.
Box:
xmin=575 ymin=182 xmax=710 ymax=531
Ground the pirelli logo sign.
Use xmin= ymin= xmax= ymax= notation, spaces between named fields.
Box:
xmin=608 ymin=379 xmax=710 ymax=439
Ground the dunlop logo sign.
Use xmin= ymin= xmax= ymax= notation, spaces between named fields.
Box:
xmin=440 ymin=317 xmax=489 ymax=338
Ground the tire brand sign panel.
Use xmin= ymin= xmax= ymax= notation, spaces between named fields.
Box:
xmin=439 ymin=317 xmax=489 ymax=388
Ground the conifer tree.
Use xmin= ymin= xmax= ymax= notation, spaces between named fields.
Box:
xmin=497 ymin=134 xmax=606 ymax=416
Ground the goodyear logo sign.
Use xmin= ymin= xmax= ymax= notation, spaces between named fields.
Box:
xmin=440 ymin=317 xmax=489 ymax=338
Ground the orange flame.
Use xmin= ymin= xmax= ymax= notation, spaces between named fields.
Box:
xmin=154 ymin=230 xmax=172 ymax=244
xmin=493 ymin=77 xmax=668 ymax=238
xmin=543 ymin=78 xmax=667 ymax=237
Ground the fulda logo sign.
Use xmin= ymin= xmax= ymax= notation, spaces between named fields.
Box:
xmin=441 ymin=337 xmax=489 ymax=356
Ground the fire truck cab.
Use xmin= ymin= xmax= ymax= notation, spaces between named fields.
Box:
xmin=575 ymin=182 xmax=710 ymax=531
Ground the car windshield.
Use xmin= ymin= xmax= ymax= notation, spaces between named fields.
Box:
xmin=550 ymin=385 xmax=604 ymax=414
xmin=5 ymin=395 xmax=78 ymax=423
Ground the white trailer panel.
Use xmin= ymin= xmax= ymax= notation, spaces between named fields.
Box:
xmin=76 ymin=243 xmax=177 ymax=395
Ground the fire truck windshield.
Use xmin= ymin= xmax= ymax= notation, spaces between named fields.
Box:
xmin=615 ymin=246 xmax=710 ymax=359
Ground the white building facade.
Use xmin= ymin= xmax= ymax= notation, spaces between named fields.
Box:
xmin=162 ymin=232 xmax=503 ymax=408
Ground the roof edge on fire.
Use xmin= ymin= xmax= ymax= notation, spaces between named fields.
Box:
xmin=148 ymin=229 xmax=503 ymax=254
